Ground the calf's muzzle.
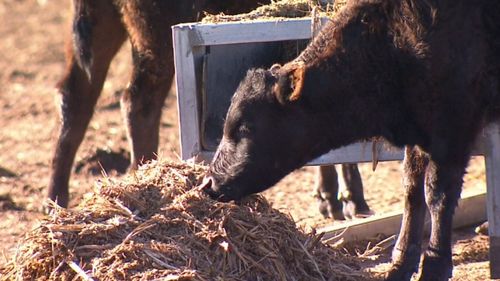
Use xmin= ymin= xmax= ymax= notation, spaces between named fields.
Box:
xmin=199 ymin=175 xmax=234 ymax=202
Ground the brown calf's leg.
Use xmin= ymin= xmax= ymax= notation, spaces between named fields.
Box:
xmin=316 ymin=164 xmax=371 ymax=220
xmin=120 ymin=3 xmax=176 ymax=169
xmin=340 ymin=163 xmax=372 ymax=219
xmin=48 ymin=1 xmax=126 ymax=208
xmin=386 ymin=146 xmax=428 ymax=281
xmin=315 ymin=165 xmax=344 ymax=220
xmin=120 ymin=53 xmax=173 ymax=168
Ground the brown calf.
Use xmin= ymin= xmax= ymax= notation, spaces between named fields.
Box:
xmin=48 ymin=0 xmax=268 ymax=207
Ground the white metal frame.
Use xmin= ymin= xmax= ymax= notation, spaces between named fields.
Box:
xmin=172 ymin=18 xmax=404 ymax=164
xmin=173 ymin=18 xmax=500 ymax=277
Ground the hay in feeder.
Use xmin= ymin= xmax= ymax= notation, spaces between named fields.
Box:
xmin=202 ymin=0 xmax=347 ymax=23
xmin=1 ymin=160 xmax=371 ymax=281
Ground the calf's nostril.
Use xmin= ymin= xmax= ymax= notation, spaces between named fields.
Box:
xmin=198 ymin=176 xmax=213 ymax=190
xmin=198 ymin=176 xmax=233 ymax=202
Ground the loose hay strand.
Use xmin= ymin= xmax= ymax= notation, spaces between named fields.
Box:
xmin=295 ymin=236 xmax=326 ymax=281
xmin=67 ymin=261 xmax=94 ymax=281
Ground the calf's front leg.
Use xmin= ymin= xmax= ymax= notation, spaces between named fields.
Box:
xmin=418 ymin=159 xmax=467 ymax=281
xmin=386 ymin=146 xmax=428 ymax=281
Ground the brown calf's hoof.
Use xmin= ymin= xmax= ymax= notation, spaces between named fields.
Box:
xmin=342 ymin=199 xmax=374 ymax=220
xmin=317 ymin=199 xmax=345 ymax=220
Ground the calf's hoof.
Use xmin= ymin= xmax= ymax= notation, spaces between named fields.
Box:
xmin=317 ymin=199 xmax=345 ymax=220
xmin=339 ymin=190 xmax=373 ymax=220
xmin=341 ymin=199 xmax=374 ymax=220
xmin=386 ymin=245 xmax=421 ymax=281
xmin=385 ymin=265 xmax=417 ymax=281
xmin=417 ymin=254 xmax=452 ymax=281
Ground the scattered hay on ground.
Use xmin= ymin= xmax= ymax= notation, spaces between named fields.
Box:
xmin=1 ymin=160 xmax=371 ymax=281
xmin=203 ymin=0 xmax=347 ymax=23
xmin=453 ymin=235 xmax=489 ymax=265
xmin=74 ymin=148 xmax=130 ymax=176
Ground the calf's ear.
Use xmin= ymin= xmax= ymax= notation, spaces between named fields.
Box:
xmin=270 ymin=63 xmax=282 ymax=76
xmin=272 ymin=62 xmax=306 ymax=104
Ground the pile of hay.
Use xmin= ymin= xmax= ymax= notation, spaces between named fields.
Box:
xmin=203 ymin=0 xmax=347 ymax=23
xmin=1 ymin=160 xmax=370 ymax=280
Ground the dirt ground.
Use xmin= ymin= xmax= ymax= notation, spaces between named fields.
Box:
xmin=0 ymin=0 xmax=493 ymax=280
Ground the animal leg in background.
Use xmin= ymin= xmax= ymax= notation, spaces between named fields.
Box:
xmin=315 ymin=164 xmax=371 ymax=220
xmin=119 ymin=3 xmax=176 ymax=169
xmin=316 ymin=165 xmax=343 ymax=219
xmin=340 ymin=163 xmax=372 ymax=218
xmin=48 ymin=0 xmax=126 ymax=207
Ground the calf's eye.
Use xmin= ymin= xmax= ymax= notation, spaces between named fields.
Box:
xmin=238 ymin=125 xmax=251 ymax=138
xmin=361 ymin=14 xmax=370 ymax=24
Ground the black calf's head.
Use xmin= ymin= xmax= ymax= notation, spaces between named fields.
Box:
xmin=204 ymin=64 xmax=328 ymax=201
xmin=204 ymin=0 xmax=415 ymax=201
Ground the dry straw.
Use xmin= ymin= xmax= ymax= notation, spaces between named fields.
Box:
xmin=1 ymin=160 xmax=370 ymax=281
xmin=202 ymin=0 xmax=347 ymax=23
xmin=0 ymin=2 xmax=372 ymax=279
